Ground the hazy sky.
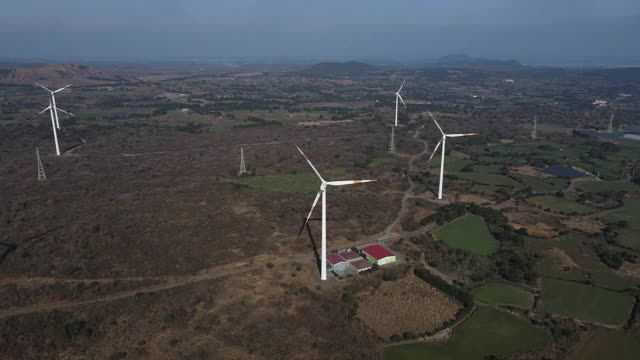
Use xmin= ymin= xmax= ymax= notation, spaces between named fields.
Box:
xmin=1 ymin=0 xmax=639 ymax=64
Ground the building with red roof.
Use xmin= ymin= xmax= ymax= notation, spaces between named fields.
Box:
xmin=339 ymin=250 xmax=362 ymax=262
xmin=327 ymin=253 xmax=349 ymax=272
xmin=362 ymin=245 xmax=396 ymax=265
xmin=349 ymin=258 xmax=373 ymax=273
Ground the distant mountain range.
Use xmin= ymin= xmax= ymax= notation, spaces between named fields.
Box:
xmin=0 ymin=63 xmax=133 ymax=86
xmin=436 ymin=54 xmax=523 ymax=68
xmin=306 ymin=61 xmax=375 ymax=75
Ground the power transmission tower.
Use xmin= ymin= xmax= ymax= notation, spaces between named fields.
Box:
xmin=239 ymin=147 xmax=247 ymax=175
xmin=531 ymin=116 xmax=537 ymax=140
xmin=607 ymin=113 xmax=615 ymax=133
xmin=388 ymin=127 xmax=395 ymax=153
xmin=36 ymin=147 xmax=46 ymax=181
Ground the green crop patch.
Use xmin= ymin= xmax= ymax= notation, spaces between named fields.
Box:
xmin=579 ymin=181 xmax=640 ymax=193
xmin=528 ymin=195 xmax=597 ymax=215
xmin=383 ymin=306 xmax=550 ymax=360
xmin=536 ymin=278 xmax=634 ymax=326
xmin=602 ymin=200 xmax=640 ymax=251
xmin=511 ymin=174 xmax=569 ymax=193
xmin=570 ymin=329 xmax=640 ymax=360
xmin=424 ymin=156 xmax=473 ymax=172
xmin=474 ymin=284 xmax=534 ymax=309
xmin=434 ymin=214 xmax=498 ymax=255
xmin=457 ymin=173 xmax=523 ymax=188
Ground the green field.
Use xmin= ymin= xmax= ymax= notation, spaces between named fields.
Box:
xmin=511 ymin=174 xmax=569 ymax=193
xmin=474 ymin=284 xmax=534 ymax=309
xmin=425 ymin=156 xmax=473 ymax=172
xmin=368 ymin=156 xmax=396 ymax=168
xmin=528 ymin=195 xmax=597 ymax=214
xmin=579 ymin=180 xmax=640 ymax=193
xmin=570 ymin=329 xmax=640 ymax=360
xmin=434 ymin=214 xmax=498 ymax=255
xmin=602 ymin=200 xmax=640 ymax=251
xmin=222 ymin=168 xmax=350 ymax=193
xmin=536 ymin=278 xmax=634 ymax=325
xmin=457 ymin=173 xmax=523 ymax=187
xmin=383 ymin=307 xmax=550 ymax=360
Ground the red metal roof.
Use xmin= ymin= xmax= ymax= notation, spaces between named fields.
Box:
xmin=327 ymin=253 xmax=347 ymax=265
xmin=350 ymin=259 xmax=372 ymax=271
xmin=362 ymin=245 xmax=394 ymax=260
xmin=340 ymin=251 xmax=362 ymax=261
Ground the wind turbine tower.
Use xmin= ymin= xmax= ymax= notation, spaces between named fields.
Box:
xmin=36 ymin=148 xmax=46 ymax=181
xmin=297 ymin=146 xmax=376 ymax=281
xmin=531 ymin=116 xmax=537 ymax=140
xmin=388 ymin=127 xmax=395 ymax=153
xmin=427 ymin=110 xmax=478 ymax=200
xmin=33 ymin=83 xmax=74 ymax=156
xmin=394 ymin=80 xmax=407 ymax=126
xmin=607 ymin=113 xmax=615 ymax=133
xmin=239 ymin=147 xmax=247 ymax=175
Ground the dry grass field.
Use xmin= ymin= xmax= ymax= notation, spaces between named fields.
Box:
xmin=357 ymin=276 xmax=461 ymax=339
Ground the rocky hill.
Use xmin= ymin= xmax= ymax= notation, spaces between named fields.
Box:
xmin=0 ymin=63 xmax=134 ymax=86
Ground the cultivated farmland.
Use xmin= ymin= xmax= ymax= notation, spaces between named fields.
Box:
xmin=473 ymin=284 xmax=534 ymax=309
xmin=434 ymin=214 xmax=498 ymax=255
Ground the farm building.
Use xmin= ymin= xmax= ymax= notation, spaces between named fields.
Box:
xmin=362 ymin=245 xmax=396 ymax=265
xmin=327 ymin=253 xmax=349 ymax=272
xmin=350 ymin=259 xmax=373 ymax=273
xmin=340 ymin=250 xmax=362 ymax=262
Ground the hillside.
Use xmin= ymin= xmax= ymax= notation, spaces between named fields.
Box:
xmin=436 ymin=54 xmax=523 ymax=68
xmin=306 ymin=61 xmax=375 ymax=75
xmin=0 ymin=63 xmax=133 ymax=86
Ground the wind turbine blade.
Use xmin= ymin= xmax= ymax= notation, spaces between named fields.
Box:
xmin=37 ymin=106 xmax=52 ymax=115
xmin=398 ymin=94 xmax=407 ymax=108
xmin=327 ymin=179 xmax=377 ymax=186
xmin=55 ymin=108 xmax=75 ymax=117
xmin=427 ymin=110 xmax=444 ymax=136
xmin=398 ymin=80 xmax=406 ymax=93
xmin=34 ymin=82 xmax=52 ymax=92
xmin=428 ymin=138 xmax=443 ymax=161
xmin=446 ymin=133 xmax=479 ymax=138
xmin=53 ymin=85 xmax=71 ymax=93
xmin=296 ymin=146 xmax=324 ymax=181
xmin=298 ymin=190 xmax=322 ymax=237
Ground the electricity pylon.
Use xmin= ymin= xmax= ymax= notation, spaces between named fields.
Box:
xmin=531 ymin=116 xmax=537 ymax=140
xmin=388 ymin=127 xmax=396 ymax=153
xmin=239 ymin=147 xmax=247 ymax=175
xmin=36 ymin=148 xmax=46 ymax=181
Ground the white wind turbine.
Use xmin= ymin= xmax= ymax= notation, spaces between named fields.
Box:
xmin=394 ymin=80 xmax=407 ymax=126
xmin=33 ymin=83 xmax=74 ymax=156
xmin=35 ymin=83 xmax=72 ymax=130
xmin=296 ymin=146 xmax=376 ymax=281
xmin=427 ymin=110 xmax=478 ymax=200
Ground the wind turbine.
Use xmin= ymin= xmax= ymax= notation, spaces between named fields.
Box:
xmin=34 ymin=83 xmax=71 ymax=130
xmin=394 ymin=80 xmax=407 ymax=126
xmin=296 ymin=146 xmax=376 ymax=281
xmin=427 ymin=110 xmax=478 ymax=200
xmin=33 ymin=84 xmax=74 ymax=156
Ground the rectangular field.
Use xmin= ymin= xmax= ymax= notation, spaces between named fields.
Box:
xmin=433 ymin=214 xmax=498 ymax=255
xmin=536 ymin=278 xmax=634 ymax=326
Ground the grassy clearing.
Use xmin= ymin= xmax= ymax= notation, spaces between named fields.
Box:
xmin=457 ymin=173 xmax=523 ymax=187
xmin=579 ymin=181 xmax=640 ymax=193
xmin=570 ymin=329 xmax=640 ymax=360
xmin=511 ymin=174 xmax=569 ymax=193
xmin=473 ymin=285 xmax=534 ymax=309
xmin=383 ymin=306 xmax=550 ymax=360
xmin=425 ymin=156 xmax=472 ymax=172
xmin=368 ymin=156 xmax=396 ymax=168
xmin=602 ymin=200 xmax=640 ymax=251
xmin=536 ymin=278 xmax=633 ymax=325
xmin=434 ymin=214 xmax=498 ymax=255
xmin=528 ymin=195 xmax=597 ymax=214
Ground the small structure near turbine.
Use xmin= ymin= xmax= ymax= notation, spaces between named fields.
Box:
xmin=239 ymin=147 xmax=248 ymax=175
xmin=33 ymin=83 xmax=74 ymax=156
xmin=427 ymin=110 xmax=478 ymax=200
xmin=36 ymin=148 xmax=46 ymax=181
xmin=296 ymin=146 xmax=376 ymax=281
